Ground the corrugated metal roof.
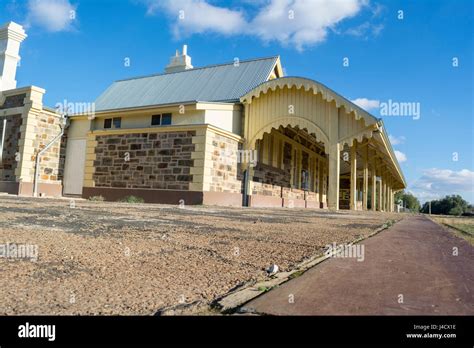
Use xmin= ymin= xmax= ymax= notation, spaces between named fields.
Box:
xmin=94 ymin=56 xmax=279 ymax=112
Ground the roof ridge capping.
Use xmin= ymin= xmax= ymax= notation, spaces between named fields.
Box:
xmin=116 ymin=55 xmax=280 ymax=83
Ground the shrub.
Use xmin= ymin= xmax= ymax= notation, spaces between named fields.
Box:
xmin=421 ymin=195 xmax=470 ymax=215
xmin=119 ymin=195 xmax=145 ymax=204
xmin=89 ymin=195 xmax=105 ymax=202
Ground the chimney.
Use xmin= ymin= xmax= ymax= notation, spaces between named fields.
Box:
xmin=0 ymin=22 xmax=27 ymax=92
xmin=165 ymin=45 xmax=193 ymax=73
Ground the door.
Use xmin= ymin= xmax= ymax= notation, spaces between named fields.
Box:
xmin=63 ymin=139 xmax=87 ymax=195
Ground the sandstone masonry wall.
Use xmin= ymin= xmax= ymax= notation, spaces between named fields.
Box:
xmin=33 ymin=112 xmax=64 ymax=184
xmin=0 ymin=114 xmax=22 ymax=181
xmin=206 ymin=131 xmax=242 ymax=193
xmin=93 ymin=131 xmax=196 ymax=190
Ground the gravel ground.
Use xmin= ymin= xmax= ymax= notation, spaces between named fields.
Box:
xmin=0 ymin=195 xmax=402 ymax=315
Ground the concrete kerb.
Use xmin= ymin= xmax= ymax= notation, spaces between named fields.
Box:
xmin=155 ymin=217 xmax=400 ymax=316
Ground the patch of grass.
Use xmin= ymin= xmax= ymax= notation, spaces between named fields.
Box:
xmin=449 ymin=223 xmax=474 ymax=236
xmin=431 ymin=216 xmax=474 ymax=245
xmin=257 ymin=286 xmax=272 ymax=293
xmin=288 ymin=270 xmax=305 ymax=279
xmin=381 ymin=219 xmax=396 ymax=230
xmin=119 ymin=196 xmax=145 ymax=204
xmin=88 ymin=195 xmax=105 ymax=202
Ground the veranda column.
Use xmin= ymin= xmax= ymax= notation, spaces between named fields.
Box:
xmin=371 ymin=153 xmax=377 ymax=211
xmin=386 ymin=176 xmax=390 ymax=212
xmin=382 ymin=172 xmax=387 ymax=212
xmin=392 ymin=185 xmax=396 ymax=212
xmin=297 ymin=148 xmax=302 ymax=189
xmin=362 ymin=144 xmax=369 ymax=210
xmin=312 ymin=156 xmax=317 ymax=194
xmin=377 ymin=170 xmax=383 ymax=211
xmin=318 ymin=158 xmax=324 ymax=206
xmin=389 ymin=177 xmax=393 ymax=212
xmin=327 ymin=143 xmax=341 ymax=210
xmin=389 ymin=178 xmax=394 ymax=212
xmin=350 ymin=140 xmax=357 ymax=210
xmin=391 ymin=187 xmax=394 ymax=212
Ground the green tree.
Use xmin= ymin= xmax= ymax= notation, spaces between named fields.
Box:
xmin=395 ymin=191 xmax=421 ymax=211
xmin=420 ymin=195 xmax=470 ymax=215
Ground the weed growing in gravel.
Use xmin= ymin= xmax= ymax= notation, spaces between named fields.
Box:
xmin=289 ymin=270 xmax=305 ymax=279
xmin=119 ymin=196 xmax=145 ymax=204
xmin=89 ymin=195 xmax=105 ymax=202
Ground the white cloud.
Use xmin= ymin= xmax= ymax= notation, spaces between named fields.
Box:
xmin=250 ymin=0 xmax=366 ymax=51
xmin=351 ymin=97 xmax=380 ymax=111
xmin=26 ymin=0 xmax=76 ymax=32
xmin=142 ymin=0 xmax=370 ymax=50
xmin=344 ymin=21 xmax=383 ymax=38
xmin=144 ymin=0 xmax=246 ymax=37
xmin=394 ymin=150 xmax=407 ymax=163
xmin=410 ymin=168 xmax=474 ymax=204
xmin=389 ymin=135 xmax=406 ymax=145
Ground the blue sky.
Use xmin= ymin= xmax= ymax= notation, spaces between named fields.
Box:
xmin=1 ymin=0 xmax=473 ymax=203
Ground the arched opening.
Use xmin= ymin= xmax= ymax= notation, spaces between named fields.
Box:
xmin=240 ymin=77 xmax=406 ymax=211
xmin=245 ymin=125 xmax=329 ymax=208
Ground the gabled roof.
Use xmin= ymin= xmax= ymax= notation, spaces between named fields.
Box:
xmin=94 ymin=56 xmax=279 ymax=112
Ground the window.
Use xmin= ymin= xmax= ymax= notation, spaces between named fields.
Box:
xmin=113 ymin=117 xmax=121 ymax=129
xmin=104 ymin=117 xmax=121 ymax=129
xmin=151 ymin=115 xmax=161 ymax=126
xmin=151 ymin=113 xmax=172 ymax=126
xmin=162 ymin=113 xmax=172 ymax=125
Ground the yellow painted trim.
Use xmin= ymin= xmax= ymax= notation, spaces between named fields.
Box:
xmin=70 ymin=102 xmax=198 ymax=118
xmin=89 ymin=124 xmax=243 ymax=142
xmin=195 ymin=102 xmax=242 ymax=111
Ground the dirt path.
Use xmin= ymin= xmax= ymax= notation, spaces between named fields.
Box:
xmin=242 ymin=215 xmax=474 ymax=315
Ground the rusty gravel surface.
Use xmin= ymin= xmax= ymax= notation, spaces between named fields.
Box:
xmin=0 ymin=195 xmax=402 ymax=315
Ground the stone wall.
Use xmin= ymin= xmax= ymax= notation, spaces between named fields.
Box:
xmin=251 ymin=163 xmax=289 ymax=197
xmin=206 ymin=131 xmax=242 ymax=193
xmin=33 ymin=112 xmax=64 ymax=184
xmin=248 ymin=140 xmax=328 ymax=208
xmin=0 ymin=87 xmax=64 ymax=197
xmin=93 ymin=131 xmax=195 ymax=190
xmin=281 ymin=187 xmax=305 ymax=200
xmin=0 ymin=93 xmax=25 ymax=109
xmin=0 ymin=114 xmax=22 ymax=181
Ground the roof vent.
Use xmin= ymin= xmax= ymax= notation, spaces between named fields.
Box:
xmin=165 ymin=45 xmax=193 ymax=73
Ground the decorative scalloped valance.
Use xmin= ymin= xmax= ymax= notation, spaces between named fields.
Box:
xmin=240 ymin=77 xmax=378 ymax=125
xmin=339 ymin=128 xmax=376 ymax=148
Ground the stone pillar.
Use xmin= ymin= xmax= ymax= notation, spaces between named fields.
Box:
xmin=327 ymin=143 xmax=340 ymax=210
xmin=350 ymin=140 xmax=357 ymax=210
